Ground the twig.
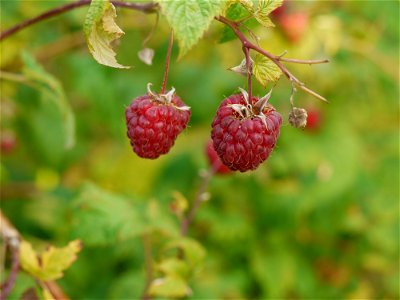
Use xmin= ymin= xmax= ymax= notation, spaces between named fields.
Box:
xmin=278 ymin=57 xmax=330 ymax=65
xmin=0 ymin=211 xmax=20 ymax=300
xmin=0 ymin=0 xmax=158 ymax=41
xmin=160 ymin=30 xmax=174 ymax=94
xmin=180 ymin=168 xmax=215 ymax=236
xmin=141 ymin=234 xmax=153 ymax=300
xmin=215 ymin=16 xmax=329 ymax=103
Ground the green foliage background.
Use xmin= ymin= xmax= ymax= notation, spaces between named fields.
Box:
xmin=1 ymin=1 xmax=399 ymax=299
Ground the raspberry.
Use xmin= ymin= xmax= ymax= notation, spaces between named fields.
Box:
xmin=205 ymin=139 xmax=231 ymax=175
xmin=126 ymin=84 xmax=191 ymax=159
xmin=211 ymin=90 xmax=282 ymax=172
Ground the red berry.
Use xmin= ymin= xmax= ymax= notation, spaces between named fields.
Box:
xmin=206 ymin=139 xmax=231 ymax=175
xmin=211 ymin=93 xmax=282 ymax=172
xmin=306 ymin=109 xmax=322 ymax=131
xmin=1 ymin=131 xmax=17 ymax=154
xmin=125 ymin=85 xmax=191 ymax=159
xmin=279 ymin=12 xmax=309 ymax=43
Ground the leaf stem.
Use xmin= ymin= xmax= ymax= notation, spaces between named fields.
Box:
xmin=0 ymin=0 xmax=159 ymax=41
xmin=161 ymin=30 xmax=174 ymax=94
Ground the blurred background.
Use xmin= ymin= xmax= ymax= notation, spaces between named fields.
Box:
xmin=1 ymin=0 xmax=399 ymax=299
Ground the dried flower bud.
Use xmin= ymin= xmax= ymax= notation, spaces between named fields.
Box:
xmin=289 ymin=107 xmax=308 ymax=129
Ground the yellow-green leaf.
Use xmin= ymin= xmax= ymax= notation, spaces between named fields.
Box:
xmin=158 ymin=258 xmax=189 ymax=278
xmin=84 ymin=0 xmax=129 ymax=69
xmin=257 ymin=0 xmax=283 ymax=15
xmin=254 ymin=13 xmax=275 ymax=28
xmin=40 ymin=240 xmax=82 ymax=280
xmin=253 ymin=0 xmax=283 ymax=27
xmin=148 ymin=276 xmax=190 ymax=298
xmin=41 ymin=287 xmax=54 ymax=300
xmin=253 ymin=54 xmax=282 ymax=86
xmin=164 ymin=237 xmax=206 ymax=267
xmin=19 ymin=241 xmax=40 ymax=276
xmin=158 ymin=0 xmax=228 ymax=59
xmin=19 ymin=240 xmax=82 ymax=281
xmin=239 ymin=0 xmax=255 ymax=12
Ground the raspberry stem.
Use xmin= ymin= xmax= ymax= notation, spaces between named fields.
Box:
xmin=243 ymin=46 xmax=253 ymax=105
xmin=161 ymin=30 xmax=174 ymax=94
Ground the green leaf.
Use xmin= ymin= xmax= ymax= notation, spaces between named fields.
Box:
xmin=148 ymin=276 xmax=190 ymax=298
xmin=219 ymin=2 xmax=250 ymax=43
xmin=84 ymin=0 xmax=129 ymax=68
xmin=71 ymin=183 xmax=147 ymax=246
xmin=164 ymin=237 xmax=206 ymax=267
xmin=253 ymin=54 xmax=282 ymax=86
xmin=19 ymin=240 xmax=82 ymax=281
xmin=21 ymin=52 xmax=75 ymax=149
xmin=158 ymin=0 xmax=227 ymax=58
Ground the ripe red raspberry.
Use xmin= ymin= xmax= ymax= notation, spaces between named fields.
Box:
xmin=306 ymin=108 xmax=322 ymax=131
xmin=205 ymin=139 xmax=231 ymax=175
xmin=211 ymin=90 xmax=282 ymax=172
xmin=125 ymin=84 xmax=191 ymax=159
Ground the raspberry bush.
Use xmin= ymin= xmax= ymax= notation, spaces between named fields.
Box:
xmin=1 ymin=1 xmax=398 ymax=300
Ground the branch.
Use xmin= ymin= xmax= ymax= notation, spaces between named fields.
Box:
xmin=0 ymin=0 xmax=158 ymax=41
xmin=215 ymin=16 xmax=329 ymax=103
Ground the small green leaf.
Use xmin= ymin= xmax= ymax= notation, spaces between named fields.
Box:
xmin=19 ymin=240 xmax=82 ymax=281
xmin=158 ymin=0 xmax=227 ymax=58
xmin=148 ymin=276 xmax=190 ymax=298
xmin=164 ymin=237 xmax=206 ymax=267
xmin=253 ymin=54 xmax=282 ymax=86
xmin=22 ymin=52 xmax=75 ymax=149
xmin=84 ymin=0 xmax=129 ymax=68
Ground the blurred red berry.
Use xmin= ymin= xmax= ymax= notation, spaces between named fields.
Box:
xmin=1 ymin=131 xmax=17 ymax=154
xmin=206 ymin=139 xmax=231 ymax=175
xmin=306 ymin=109 xmax=322 ymax=131
xmin=279 ymin=12 xmax=309 ymax=43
